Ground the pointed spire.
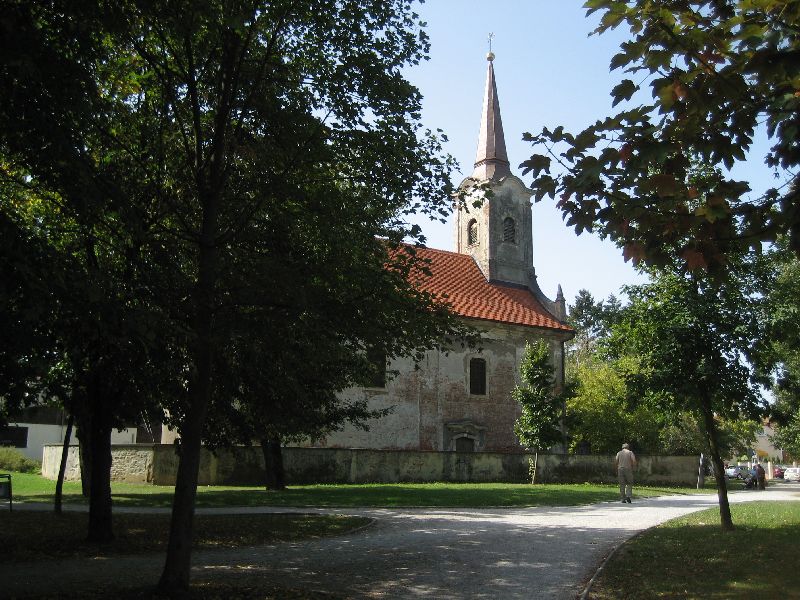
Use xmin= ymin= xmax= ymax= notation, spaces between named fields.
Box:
xmin=555 ymin=284 xmax=567 ymax=321
xmin=473 ymin=52 xmax=511 ymax=181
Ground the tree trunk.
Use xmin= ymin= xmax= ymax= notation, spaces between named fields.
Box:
xmin=86 ymin=386 xmax=114 ymax=543
xmin=700 ymin=398 xmax=734 ymax=531
xmin=261 ymin=438 xmax=286 ymax=491
xmin=156 ymin=398 xmax=208 ymax=595
xmin=54 ymin=414 xmax=74 ymax=515
xmin=75 ymin=411 xmax=92 ymax=498
xmin=158 ymin=38 xmax=233 ymax=590
xmin=157 ymin=197 xmax=219 ymax=594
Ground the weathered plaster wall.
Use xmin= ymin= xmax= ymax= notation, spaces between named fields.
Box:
xmin=318 ymin=319 xmax=567 ymax=453
xmin=42 ymin=445 xmax=699 ymax=487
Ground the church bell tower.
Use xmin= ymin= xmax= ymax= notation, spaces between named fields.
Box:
xmin=455 ymin=51 xmax=566 ymax=320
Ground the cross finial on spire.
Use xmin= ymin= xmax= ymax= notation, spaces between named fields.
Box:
xmin=487 ymin=32 xmax=495 ymax=61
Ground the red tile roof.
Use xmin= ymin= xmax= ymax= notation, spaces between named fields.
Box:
xmin=405 ymin=245 xmax=572 ymax=333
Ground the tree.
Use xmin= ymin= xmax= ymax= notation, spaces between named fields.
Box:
xmin=754 ymin=246 xmax=800 ymax=459
xmin=0 ymin=170 xmax=179 ymax=540
xmin=0 ymin=210 xmax=60 ymax=420
xmin=203 ymin=310 xmax=394 ymax=491
xmin=772 ymin=412 xmax=800 ymax=459
xmin=523 ymin=1 xmax=800 ymax=271
xmin=1 ymin=3 xmax=185 ymax=542
xmin=607 ymin=266 xmax=765 ymax=530
xmin=565 ymin=355 xmax=663 ymax=454
xmin=3 ymin=2 xmax=475 ymax=594
xmin=513 ymin=341 xmax=563 ymax=453
xmin=565 ymin=290 xmax=664 ymax=455
xmin=567 ymin=289 xmax=623 ymax=361
xmin=658 ymin=411 xmax=759 ymax=457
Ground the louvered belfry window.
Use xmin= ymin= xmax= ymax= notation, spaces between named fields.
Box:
xmin=467 ymin=219 xmax=478 ymax=246
xmin=503 ymin=217 xmax=515 ymax=243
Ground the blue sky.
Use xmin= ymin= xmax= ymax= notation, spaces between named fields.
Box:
xmin=403 ymin=1 xmax=647 ymax=306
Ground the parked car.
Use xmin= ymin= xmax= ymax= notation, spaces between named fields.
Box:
xmin=725 ymin=465 xmax=748 ymax=479
xmin=784 ymin=467 xmax=800 ymax=482
xmin=773 ymin=465 xmax=784 ymax=479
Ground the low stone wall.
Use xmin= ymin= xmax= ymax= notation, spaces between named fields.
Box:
xmin=41 ymin=445 xmax=82 ymax=481
xmin=43 ymin=444 xmax=698 ymax=487
xmin=278 ymin=450 xmax=696 ymax=486
xmin=42 ymin=444 xmax=155 ymax=484
xmin=531 ymin=453 xmax=696 ymax=486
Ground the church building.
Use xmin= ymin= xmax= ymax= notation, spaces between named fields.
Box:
xmin=318 ymin=54 xmax=574 ymax=453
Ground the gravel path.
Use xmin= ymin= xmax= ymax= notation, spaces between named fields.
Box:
xmin=4 ymin=484 xmax=799 ymax=599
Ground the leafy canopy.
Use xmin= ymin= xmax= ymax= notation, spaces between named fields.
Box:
xmin=607 ymin=269 xmax=765 ymax=420
xmin=523 ymin=0 xmax=800 ymax=271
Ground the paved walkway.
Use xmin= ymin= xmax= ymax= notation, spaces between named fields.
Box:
xmin=4 ymin=484 xmax=800 ymax=599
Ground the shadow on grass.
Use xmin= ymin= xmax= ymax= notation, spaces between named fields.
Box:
xmin=0 ymin=510 xmax=372 ymax=562
xmin=114 ymin=484 xmax=624 ymax=508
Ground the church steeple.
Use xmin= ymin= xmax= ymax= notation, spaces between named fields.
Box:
xmin=455 ymin=48 xmax=569 ymax=325
xmin=473 ymin=52 xmax=511 ymax=181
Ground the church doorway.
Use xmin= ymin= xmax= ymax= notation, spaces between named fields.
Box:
xmin=455 ymin=436 xmax=476 ymax=453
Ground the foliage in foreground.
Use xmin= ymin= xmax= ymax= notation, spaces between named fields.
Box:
xmin=525 ymin=0 xmax=800 ymax=271
xmin=591 ymin=501 xmax=800 ymax=600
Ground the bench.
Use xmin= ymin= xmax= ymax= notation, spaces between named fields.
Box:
xmin=0 ymin=474 xmax=11 ymax=511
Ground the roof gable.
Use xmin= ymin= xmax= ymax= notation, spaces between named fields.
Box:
xmin=406 ymin=245 xmax=572 ymax=333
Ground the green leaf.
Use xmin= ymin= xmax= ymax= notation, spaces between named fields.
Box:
xmin=520 ymin=154 xmax=551 ymax=177
xmin=610 ymin=51 xmax=630 ymax=71
xmin=611 ymin=79 xmax=638 ymax=106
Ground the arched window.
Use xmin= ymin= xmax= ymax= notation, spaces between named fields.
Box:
xmin=503 ymin=217 xmax=516 ymax=243
xmin=467 ymin=219 xmax=478 ymax=246
xmin=469 ymin=358 xmax=486 ymax=395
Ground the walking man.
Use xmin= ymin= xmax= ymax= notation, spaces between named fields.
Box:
xmin=614 ymin=443 xmax=637 ymax=503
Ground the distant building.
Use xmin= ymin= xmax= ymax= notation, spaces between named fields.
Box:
xmin=1 ymin=406 xmax=154 ymax=462
xmin=753 ymin=422 xmax=783 ymax=462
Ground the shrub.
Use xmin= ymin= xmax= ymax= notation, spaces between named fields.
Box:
xmin=0 ymin=447 xmax=41 ymax=473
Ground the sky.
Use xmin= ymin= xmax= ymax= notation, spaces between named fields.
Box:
xmin=402 ymin=1 xmax=649 ymax=306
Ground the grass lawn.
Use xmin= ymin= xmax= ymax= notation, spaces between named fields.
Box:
xmin=7 ymin=471 xmax=714 ymax=509
xmin=590 ymin=500 xmax=800 ymax=600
